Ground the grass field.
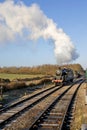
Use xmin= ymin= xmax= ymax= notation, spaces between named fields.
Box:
xmin=0 ymin=73 xmax=44 ymax=81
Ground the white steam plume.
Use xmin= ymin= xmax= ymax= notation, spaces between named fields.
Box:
xmin=0 ymin=0 xmax=79 ymax=64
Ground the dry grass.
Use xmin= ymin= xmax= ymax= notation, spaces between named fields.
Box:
xmin=1 ymin=78 xmax=52 ymax=92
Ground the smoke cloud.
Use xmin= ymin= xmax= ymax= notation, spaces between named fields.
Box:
xmin=0 ymin=0 xmax=79 ymax=64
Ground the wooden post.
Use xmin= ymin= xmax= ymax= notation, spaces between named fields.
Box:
xmin=0 ymin=86 xmax=3 ymax=99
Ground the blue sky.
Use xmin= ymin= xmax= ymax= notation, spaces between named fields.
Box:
xmin=0 ymin=0 xmax=87 ymax=69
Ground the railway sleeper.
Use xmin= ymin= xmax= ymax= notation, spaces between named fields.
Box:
xmin=40 ymin=123 xmax=59 ymax=127
xmin=44 ymin=115 xmax=63 ymax=120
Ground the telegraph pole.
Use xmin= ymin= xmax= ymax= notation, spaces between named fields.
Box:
xmin=85 ymin=68 xmax=87 ymax=105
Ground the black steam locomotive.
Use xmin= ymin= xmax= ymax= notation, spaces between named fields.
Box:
xmin=52 ymin=67 xmax=74 ymax=86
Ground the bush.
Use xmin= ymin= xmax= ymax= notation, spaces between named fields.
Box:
xmin=6 ymin=82 xmax=26 ymax=90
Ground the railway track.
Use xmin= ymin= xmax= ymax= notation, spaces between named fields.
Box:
xmin=28 ymin=79 xmax=84 ymax=130
xmin=0 ymin=79 xmax=84 ymax=130
xmin=0 ymin=84 xmax=64 ymax=129
xmin=0 ymin=85 xmax=61 ymax=113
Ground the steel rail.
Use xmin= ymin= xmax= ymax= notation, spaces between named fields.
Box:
xmin=0 ymin=79 xmax=83 ymax=129
xmin=0 ymin=85 xmax=64 ymax=129
xmin=59 ymin=80 xmax=84 ymax=130
xmin=0 ymin=85 xmax=59 ymax=113
xmin=28 ymin=79 xmax=84 ymax=130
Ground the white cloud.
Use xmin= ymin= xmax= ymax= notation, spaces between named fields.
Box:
xmin=0 ymin=0 xmax=79 ymax=64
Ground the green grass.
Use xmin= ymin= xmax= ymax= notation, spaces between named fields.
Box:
xmin=0 ymin=73 xmax=44 ymax=81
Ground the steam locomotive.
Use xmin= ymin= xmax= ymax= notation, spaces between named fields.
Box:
xmin=52 ymin=67 xmax=74 ymax=86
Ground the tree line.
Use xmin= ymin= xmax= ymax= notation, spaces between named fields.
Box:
xmin=0 ymin=64 xmax=84 ymax=75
